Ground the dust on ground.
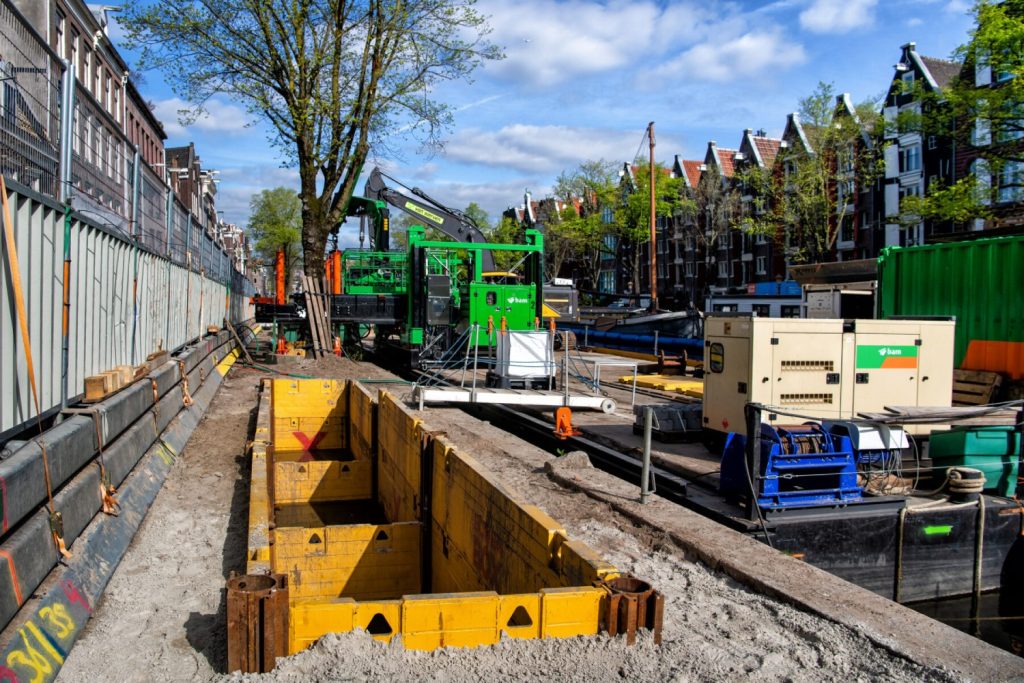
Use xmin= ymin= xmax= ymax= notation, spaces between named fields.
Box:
xmin=59 ymin=353 xmax=964 ymax=682
xmin=58 ymin=367 xmax=260 ymax=682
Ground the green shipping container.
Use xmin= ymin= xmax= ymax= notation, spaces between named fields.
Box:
xmin=877 ymin=235 xmax=1024 ymax=379
xmin=929 ymin=426 xmax=1021 ymax=497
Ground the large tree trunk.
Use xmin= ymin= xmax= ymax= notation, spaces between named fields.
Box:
xmin=300 ymin=191 xmax=331 ymax=281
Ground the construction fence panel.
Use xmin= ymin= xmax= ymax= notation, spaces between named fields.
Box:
xmin=138 ymin=163 xmax=167 ymax=256
xmin=0 ymin=181 xmax=253 ymax=438
xmin=0 ymin=0 xmax=63 ymax=198
xmin=70 ymin=83 xmax=131 ymax=236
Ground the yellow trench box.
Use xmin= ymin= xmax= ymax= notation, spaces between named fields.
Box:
xmin=244 ymin=378 xmax=658 ymax=655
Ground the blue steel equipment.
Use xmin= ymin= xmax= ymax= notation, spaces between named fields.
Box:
xmin=720 ymin=423 xmax=862 ymax=509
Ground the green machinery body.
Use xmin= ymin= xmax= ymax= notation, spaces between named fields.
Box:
xmin=332 ymin=222 xmax=546 ymax=366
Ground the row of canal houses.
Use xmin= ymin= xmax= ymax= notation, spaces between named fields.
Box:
xmin=509 ymin=42 xmax=1022 ymax=313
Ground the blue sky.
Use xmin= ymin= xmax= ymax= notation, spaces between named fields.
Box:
xmin=112 ymin=0 xmax=975 ymax=243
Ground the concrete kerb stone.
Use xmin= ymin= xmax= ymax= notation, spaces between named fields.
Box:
xmin=0 ymin=335 xmax=242 ymax=681
xmin=0 ymin=329 xmax=247 ymax=644
xmin=544 ymin=458 xmax=1024 ymax=682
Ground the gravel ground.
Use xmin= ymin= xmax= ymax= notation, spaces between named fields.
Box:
xmin=58 ymin=353 xmax=965 ymax=682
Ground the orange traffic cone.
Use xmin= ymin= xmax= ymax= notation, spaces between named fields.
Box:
xmin=277 ymin=336 xmax=286 ymax=354
xmin=334 ymin=336 xmax=342 ymax=356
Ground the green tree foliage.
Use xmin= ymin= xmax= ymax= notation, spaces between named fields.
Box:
xmin=120 ymin=0 xmax=501 ymax=279
xmin=684 ymin=164 xmax=741 ymax=287
xmin=486 ymin=216 xmax=523 ymax=271
xmin=551 ymin=160 xmax=619 ymax=290
xmin=900 ymin=176 xmax=994 ymax=226
xmin=615 ymin=162 xmax=688 ymax=294
xmin=760 ymin=82 xmax=883 ymax=263
xmin=247 ymin=187 xmax=302 ymax=295
xmin=902 ymin=0 xmax=1024 ymax=226
xmin=462 ymin=202 xmax=491 ymax=232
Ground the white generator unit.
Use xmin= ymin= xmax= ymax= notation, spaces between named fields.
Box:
xmin=702 ymin=315 xmax=955 ymax=436
xmin=487 ymin=330 xmax=555 ymax=389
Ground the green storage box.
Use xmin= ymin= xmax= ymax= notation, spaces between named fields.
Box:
xmin=930 ymin=426 xmax=1022 ymax=497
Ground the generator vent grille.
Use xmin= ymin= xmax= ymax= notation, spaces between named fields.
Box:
xmin=779 ymin=393 xmax=834 ymax=404
xmin=780 ymin=360 xmax=834 ymax=371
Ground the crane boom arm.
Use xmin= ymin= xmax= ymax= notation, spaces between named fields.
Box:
xmin=364 ymin=167 xmax=495 ymax=272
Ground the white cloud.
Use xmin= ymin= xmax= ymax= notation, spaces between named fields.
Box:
xmin=442 ymin=124 xmax=683 ymax=174
xmin=655 ymin=30 xmax=806 ymax=83
xmin=799 ymin=0 xmax=878 ymax=33
xmin=152 ymin=97 xmax=251 ymax=138
xmin=480 ymin=0 xmax=708 ymax=87
xmin=944 ymin=0 xmax=971 ymax=13
xmin=906 ymin=17 xmax=924 ymax=27
xmin=213 ymin=165 xmax=299 ymax=226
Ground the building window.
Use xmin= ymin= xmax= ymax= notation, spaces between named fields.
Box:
xmin=54 ymin=10 xmax=66 ymax=61
xmin=755 ymin=255 xmax=767 ymax=275
xmin=838 ymin=178 xmax=855 ymax=206
xmin=927 ymin=135 xmax=937 ymax=150
xmin=717 ymin=260 xmax=728 ymax=278
xmin=781 ymin=305 xmax=801 ymax=318
xmin=899 ymin=145 xmax=921 ymax=173
xmin=901 ymin=71 xmax=914 ymax=87
xmin=684 ymin=262 xmax=694 ymax=277
xmin=839 ymin=213 xmax=856 ymax=243
xmin=113 ymin=84 xmax=120 ymax=123
xmin=969 ymin=159 xmax=992 ymax=206
xmin=755 ymin=233 xmax=767 ymax=244
xmin=71 ymin=29 xmax=79 ymax=81
xmin=752 ymin=304 xmax=770 ymax=317
xmin=998 ymin=161 xmax=1024 ymax=203
xmin=104 ymin=71 xmax=111 ymax=112
xmin=83 ymin=44 xmax=92 ymax=89
xmin=900 ymin=183 xmax=922 ymax=201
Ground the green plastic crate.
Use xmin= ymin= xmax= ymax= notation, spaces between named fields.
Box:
xmin=930 ymin=426 xmax=1022 ymax=497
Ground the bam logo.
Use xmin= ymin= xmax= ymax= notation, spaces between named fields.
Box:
xmin=858 ymin=345 xmax=918 ymax=369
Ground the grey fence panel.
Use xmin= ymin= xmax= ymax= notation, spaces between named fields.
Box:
xmin=70 ymin=84 xmax=130 ymax=234
xmin=170 ymin=200 xmax=188 ymax=264
xmin=0 ymin=182 xmax=253 ymax=437
xmin=139 ymin=164 xmax=166 ymax=255
xmin=0 ymin=1 xmax=62 ymax=197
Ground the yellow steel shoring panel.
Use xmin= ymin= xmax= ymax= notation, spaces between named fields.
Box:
xmin=245 ymin=379 xmax=662 ymax=660
xmin=246 ymin=440 xmax=272 ymax=575
xmin=273 ymin=459 xmax=373 ymax=504
xmin=271 ymin=379 xmax=347 ymax=452
xmin=349 ymin=382 xmax=375 ymax=461
xmin=274 ymin=523 xmax=421 ymax=601
xmin=377 ymin=391 xmax=422 ymax=523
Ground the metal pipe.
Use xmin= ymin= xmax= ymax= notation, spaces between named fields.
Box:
xmin=745 ymin=402 xmax=763 ymax=522
xmin=1015 ymin=408 xmax=1024 ymax=499
xmin=58 ymin=59 xmax=74 ymax=205
xmin=129 ymin=146 xmax=141 ymax=365
xmin=648 ymin=122 xmax=658 ymax=313
xmin=470 ymin=323 xmax=480 ymax=400
xmin=563 ymin=334 xmax=570 ymax=406
xmin=60 ymin=202 xmax=72 ymax=413
xmin=641 ymin=406 xmax=653 ymax=503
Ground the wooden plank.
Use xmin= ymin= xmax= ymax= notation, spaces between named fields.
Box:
xmin=311 ymin=277 xmax=330 ymax=355
xmin=304 ymin=276 xmax=329 ymax=358
xmin=225 ymin=317 xmax=255 ymax=365
xmin=954 ymin=369 xmax=1003 ymax=384
xmin=302 ymin=277 xmax=318 ymax=358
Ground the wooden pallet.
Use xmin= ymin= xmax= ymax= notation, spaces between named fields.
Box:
xmin=953 ymin=369 xmax=1003 ymax=406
